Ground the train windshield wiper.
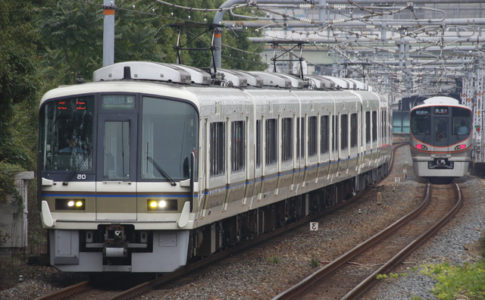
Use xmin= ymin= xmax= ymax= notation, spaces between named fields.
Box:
xmin=146 ymin=156 xmax=176 ymax=186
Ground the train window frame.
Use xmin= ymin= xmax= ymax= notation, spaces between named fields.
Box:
xmin=281 ymin=117 xmax=293 ymax=162
xmin=308 ymin=116 xmax=318 ymax=157
xmin=231 ymin=120 xmax=245 ymax=172
xmin=341 ymin=114 xmax=348 ymax=151
xmin=320 ymin=115 xmax=329 ymax=154
xmin=350 ymin=113 xmax=357 ymax=148
xmin=210 ymin=122 xmax=225 ymax=176
xmin=265 ymin=118 xmax=277 ymax=165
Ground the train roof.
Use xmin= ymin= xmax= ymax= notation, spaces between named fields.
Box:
xmin=411 ymin=96 xmax=470 ymax=111
xmin=92 ymin=61 xmax=372 ymax=91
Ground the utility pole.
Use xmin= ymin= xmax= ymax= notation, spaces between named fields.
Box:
xmin=103 ymin=0 xmax=115 ymax=66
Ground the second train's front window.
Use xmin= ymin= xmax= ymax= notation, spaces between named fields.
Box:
xmin=141 ymin=97 xmax=198 ymax=181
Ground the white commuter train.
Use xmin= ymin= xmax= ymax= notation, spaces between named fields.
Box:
xmin=410 ymin=96 xmax=472 ymax=182
xmin=39 ymin=61 xmax=392 ymax=272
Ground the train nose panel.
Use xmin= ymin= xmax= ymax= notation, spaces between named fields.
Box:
xmin=96 ymin=181 xmax=137 ymax=221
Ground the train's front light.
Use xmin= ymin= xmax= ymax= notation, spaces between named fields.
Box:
xmin=56 ymin=199 xmax=85 ymax=210
xmin=455 ymin=144 xmax=467 ymax=150
xmin=147 ymin=199 xmax=178 ymax=211
xmin=416 ymin=144 xmax=427 ymax=150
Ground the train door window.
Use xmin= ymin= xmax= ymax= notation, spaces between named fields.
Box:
xmin=281 ymin=118 xmax=293 ymax=161
xmin=332 ymin=115 xmax=338 ymax=152
xmin=103 ymin=121 xmax=130 ymax=179
xmin=350 ymin=113 xmax=357 ymax=148
xmin=372 ymin=111 xmax=377 ymax=142
xmin=210 ymin=122 xmax=225 ymax=176
xmin=366 ymin=111 xmax=371 ymax=144
xmin=231 ymin=121 xmax=245 ymax=172
xmin=308 ymin=116 xmax=317 ymax=157
xmin=256 ymin=120 xmax=261 ymax=167
xmin=297 ymin=117 xmax=305 ymax=158
xmin=320 ymin=115 xmax=329 ymax=154
xmin=341 ymin=114 xmax=348 ymax=151
xmin=434 ymin=118 xmax=449 ymax=146
xmin=265 ymin=119 xmax=277 ymax=165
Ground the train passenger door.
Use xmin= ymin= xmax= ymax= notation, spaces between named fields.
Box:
xmin=96 ymin=97 xmax=138 ymax=221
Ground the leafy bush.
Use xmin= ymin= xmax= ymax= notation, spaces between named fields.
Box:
xmin=420 ymin=261 xmax=485 ymax=300
xmin=0 ymin=162 xmax=25 ymax=213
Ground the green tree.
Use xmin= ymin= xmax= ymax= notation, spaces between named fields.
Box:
xmin=0 ymin=0 xmax=40 ymax=167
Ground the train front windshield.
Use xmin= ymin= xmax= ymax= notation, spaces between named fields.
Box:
xmin=410 ymin=106 xmax=471 ymax=147
xmin=39 ymin=94 xmax=198 ymax=182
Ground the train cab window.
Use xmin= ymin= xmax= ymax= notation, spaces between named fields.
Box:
xmin=365 ymin=111 xmax=371 ymax=144
xmin=141 ymin=97 xmax=199 ymax=180
xmin=40 ymin=96 xmax=94 ymax=173
xmin=410 ymin=108 xmax=431 ymax=138
xmin=452 ymin=107 xmax=471 ymax=140
xmin=231 ymin=121 xmax=245 ymax=172
xmin=266 ymin=119 xmax=277 ymax=165
xmin=341 ymin=114 xmax=348 ymax=151
xmin=350 ymin=113 xmax=357 ymax=148
xmin=308 ymin=116 xmax=317 ymax=157
xmin=210 ymin=122 xmax=225 ymax=176
xmin=372 ymin=111 xmax=377 ymax=142
xmin=320 ymin=116 xmax=329 ymax=154
xmin=256 ymin=120 xmax=261 ymax=167
xmin=282 ymin=118 xmax=293 ymax=161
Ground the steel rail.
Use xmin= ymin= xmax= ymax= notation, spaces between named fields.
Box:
xmin=35 ymin=280 xmax=90 ymax=300
xmin=273 ymin=182 xmax=463 ymax=300
xmin=343 ymin=183 xmax=463 ymax=299
xmin=273 ymin=182 xmax=432 ymax=299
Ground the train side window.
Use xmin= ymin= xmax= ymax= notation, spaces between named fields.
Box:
xmin=266 ymin=119 xmax=277 ymax=165
xmin=256 ymin=120 xmax=261 ymax=167
xmin=231 ymin=121 xmax=245 ymax=172
xmin=320 ymin=115 xmax=329 ymax=154
xmin=351 ymin=113 xmax=357 ymax=148
xmin=366 ymin=111 xmax=371 ymax=144
xmin=281 ymin=118 xmax=293 ymax=161
xmin=297 ymin=117 xmax=305 ymax=158
xmin=210 ymin=122 xmax=225 ymax=176
xmin=341 ymin=114 xmax=348 ymax=151
xmin=332 ymin=115 xmax=338 ymax=152
xmin=372 ymin=111 xmax=377 ymax=142
xmin=308 ymin=116 xmax=317 ymax=156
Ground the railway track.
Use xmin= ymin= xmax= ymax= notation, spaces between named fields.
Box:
xmin=37 ymin=144 xmax=406 ymax=300
xmin=273 ymin=182 xmax=463 ymax=300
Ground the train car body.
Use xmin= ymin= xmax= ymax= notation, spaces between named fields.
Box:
xmin=39 ymin=61 xmax=391 ymax=273
xmin=410 ymin=96 xmax=472 ymax=180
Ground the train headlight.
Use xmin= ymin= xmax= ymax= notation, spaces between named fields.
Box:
xmin=147 ymin=199 xmax=178 ymax=211
xmin=55 ymin=199 xmax=85 ymax=210
xmin=416 ymin=144 xmax=428 ymax=150
xmin=455 ymin=144 xmax=467 ymax=150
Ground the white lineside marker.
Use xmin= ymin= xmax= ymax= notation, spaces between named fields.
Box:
xmin=310 ymin=222 xmax=319 ymax=231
